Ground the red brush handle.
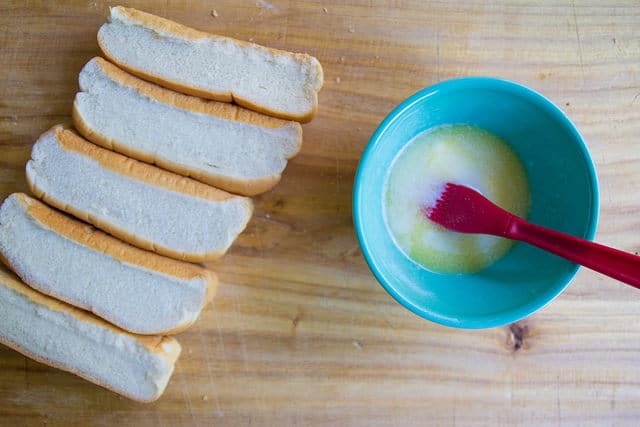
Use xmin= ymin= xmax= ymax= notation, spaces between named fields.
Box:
xmin=506 ymin=217 xmax=640 ymax=289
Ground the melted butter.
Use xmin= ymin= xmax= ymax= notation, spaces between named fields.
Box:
xmin=384 ymin=124 xmax=530 ymax=274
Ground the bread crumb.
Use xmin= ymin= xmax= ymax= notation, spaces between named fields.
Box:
xmin=256 ymin=0 xmax=277 ymax=12
xmin=202 ymin=395 xmax=209 ymax=401
xmin=210 ymin=9 xmax=219 ymax=18
xmin=335 ymin=76 xmax=341 ymax=83
xmin=249 ymin=37 xmax=254 ymax=42
xmin=348 ymin=27 xmax=355 ymax=33
xmin=323 ymin=7 xmax=328 ymax=13
xmin=340 ymin=56 xmax=345 ymax=63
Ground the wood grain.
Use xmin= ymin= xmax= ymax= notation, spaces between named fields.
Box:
xmin=1 ymin=1 xmax=640 ymax=425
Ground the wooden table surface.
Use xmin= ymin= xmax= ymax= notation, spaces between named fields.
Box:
xmin=1 ymin=1 xmax=640 ymax=425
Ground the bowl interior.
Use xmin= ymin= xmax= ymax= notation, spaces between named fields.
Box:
xmin=354 ymin=78 xmax=599 ymax=328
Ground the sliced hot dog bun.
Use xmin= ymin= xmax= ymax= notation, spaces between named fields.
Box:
xmin=97 ymin=6 xmax=323 ymax=122
xmin=73 ymin=57 xmax=303 ymax=196
xmin=26 ymin=126 xmax=253 ymax=262
xmin=0 ymin=265 xmax=181 ymax=402
xmin=0 ymin=193 xmax=217 ymax=335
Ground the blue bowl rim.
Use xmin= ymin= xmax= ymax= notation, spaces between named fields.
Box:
xmin=353 ymin=76 xmax=600 ymax=329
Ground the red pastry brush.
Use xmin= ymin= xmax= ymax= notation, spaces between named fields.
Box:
xmin=423 ymin=182 xmax=640 ymax=288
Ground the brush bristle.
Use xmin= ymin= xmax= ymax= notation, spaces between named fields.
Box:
xmin=425 ymin=183 xmax=463 ymax=230
xmin=422 ymin=182 xmax=513 ymax=235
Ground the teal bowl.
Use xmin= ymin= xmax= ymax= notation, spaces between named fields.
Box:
xmin=353 ymin=77 xmax=599 ymax=329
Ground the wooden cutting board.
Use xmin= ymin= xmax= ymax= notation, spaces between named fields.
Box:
xmin=1 ymin=1 xmax=639 ymax=425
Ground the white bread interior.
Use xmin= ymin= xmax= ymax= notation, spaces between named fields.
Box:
xmin=26 ymin=126 xmax=253 ymax=262
xmin=0 ymin=265 xmax=181 ymax=402
xmin=73 ymin=57 xmax=303 ymax=196
xmin=97 ymin=6 xmax=323 ymax=122
xmin=0 ymin=193 xmax=217 ymax=335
